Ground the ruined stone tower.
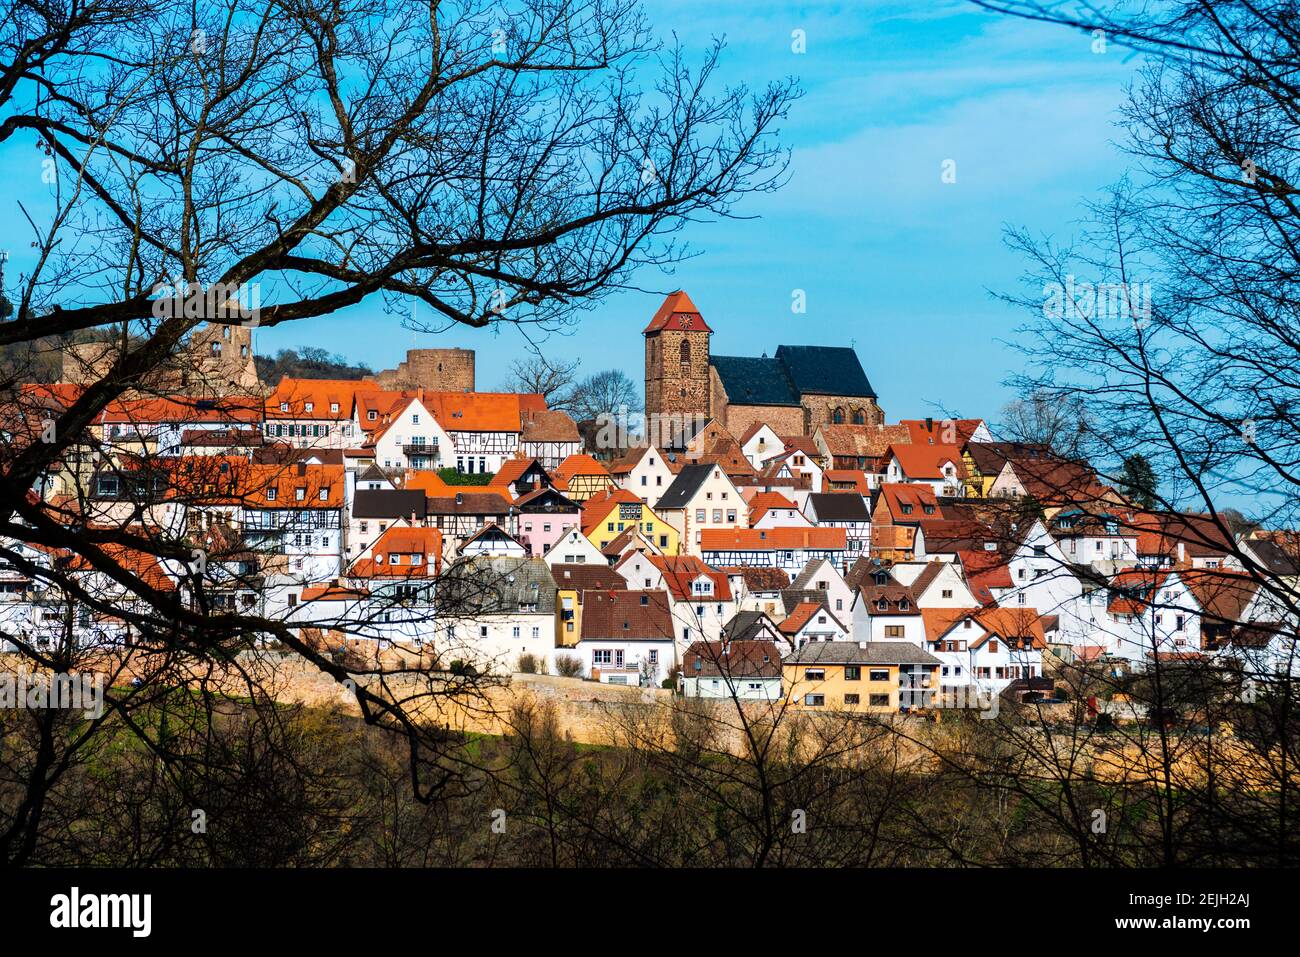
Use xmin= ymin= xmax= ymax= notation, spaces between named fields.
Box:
xmin=365 ymin=348 xmax=475 ymax=392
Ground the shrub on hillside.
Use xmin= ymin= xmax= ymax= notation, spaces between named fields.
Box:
xmin=554 ymin=655 xmax=584 ymax=678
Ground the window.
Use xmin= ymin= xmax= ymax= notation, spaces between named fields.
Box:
xmin=942 ymin=589 xmax=952 ymax=598
xmin=804 ymin=668 xmax=825 ymax=681
xmin=844 ymin=665 xmax=861 ymax=681
xmin=593 ymin=649 xmax=612 ymax=665
xmin=885 ymin=625 xmax=904 ymax=638
xmin=869 ymin=669 xmax=890 ymax=682
xmin=803 ymin=693 xmax=825 ymax=707
xmin=844 ymin=693 xmax=860 ymax=705
xmin=988 ymin=640 xmax=999 ymax=654
xmin=266 ymin=488 xmax=277 ymax=501
xmin=695 ymin=509 xmax=706 ymax=522
xmin=869 ymin=693 xmax=890 ymax=707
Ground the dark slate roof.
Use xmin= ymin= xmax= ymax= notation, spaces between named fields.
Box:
xmin=710 ymin=356 xmax=798 ymax=406
xmin=784 ymin=641 xmax=940 ymax=666
xmin=655 ymin=463 xmax=716 ymax=510
xmin=352 ymin=489 xmax=427 ymax=519
xmin=436 ymin=556 xmax=557 ymax=615
xmin=712 ymin=346 xmax=876 ymax=406
xmin=781 ymin=588 xmax=825 ymax=615
xmin=1247 ymin=539 xmax=1300 ymax=576
xmin=721 ymin=610 xmax=782 ymax=642
xmin=807 ymin=492 xmax=870 ymax=523
xmin=775 ymin=345 xmax=876 ymax=398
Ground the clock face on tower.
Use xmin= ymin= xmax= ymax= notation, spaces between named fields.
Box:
xmin=677 ymin=314 xmax=692 ymax=328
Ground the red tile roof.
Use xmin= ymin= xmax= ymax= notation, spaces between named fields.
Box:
xmin=818 ymin=423 xmax=910 ymax=458
xmin=348 ymin=525 xmax=443 ymax=578
xmin=265 ymin=378 xmax=374 ymax=420
xmin=579 ymin=589 xmax=675 ymax=640
xmin=877 ymin=483 xmax=942 ymax=522
xmin=778 ymin=601 xmax=841 ymax=635
xmin=700 ymin=527 xmax=847 ymax=551
xmin=424 ymin=391 xmax=545 ymax=432
xmin=643 ymin=289 xmax=712 ymax=333
xmin=647 ymin=554 xmax=734 ymax=601
xmin=683 ymin=639 xmax=781 ymax=678
xmin=718 ymin=565 xmax=791 ymax=590
xmin=885 ymin=443 xmax=965 ymax=480
xmin=900 ymin=418 xmax=985 ymax=447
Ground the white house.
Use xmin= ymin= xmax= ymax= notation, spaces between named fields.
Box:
xmin=574 ymin=589 xmax=676 ymax=686
xmin=789 ymin=557 xmax=855 ymax=621
xmin=543 ymin=526 xmax=608 ymax=567
xmin=851 ymin=578 xmax=926 ymax=645
xmin=681 ymin=639 xmax=783 ymax=700
xmin=459 ymin=524 xmax=528 ymax=558
xmin=923 ymin=607 xmax=1048 ymax=696
xmin=803 ymin=492 xmax=871 ymax=558
xmin=368 ymin=396 xmax=451 ymax=472
xmin=609 ymin=445 xmax=681 ymax=509
xmin=700 ymin=527 xmax=848 ymax=578
xmin=655 ymin=463 xmax=747 ymax=555
xmin=779 ymin=601 xmax=850 ymax=648
xmin=748 ymin=491 xmax=813 ymax=530
xmin=435 ymin=556 xmax=557 ymax=675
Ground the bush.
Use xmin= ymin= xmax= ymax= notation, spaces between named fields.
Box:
xmin=436 ymin=467 xmax=493 ymax=486
xmin=554 ymin=654 xmax=584 ymax=678
xmin=517 ymin=653 xmax=538 ymax=674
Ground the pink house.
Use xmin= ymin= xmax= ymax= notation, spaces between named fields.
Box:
xmin=513 ymin=486 xmax=582 ymax=557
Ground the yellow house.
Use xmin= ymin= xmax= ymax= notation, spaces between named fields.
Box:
xmin=581 ymin=491 xmax=680 ymax=556
xmin=550 ymin=563 xmax=625 ymax=647
xmin=553 ymin=453 xmax=615 ymax=502
xmin=783 ymin=641 xmax=940 ymax=712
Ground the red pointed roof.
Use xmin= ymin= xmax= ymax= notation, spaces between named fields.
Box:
xmin=643 ymin=290 xmax=712 ymax=334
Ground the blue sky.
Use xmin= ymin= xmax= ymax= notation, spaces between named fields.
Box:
xmin=1 ymin=0 xmax=1143 ymax=421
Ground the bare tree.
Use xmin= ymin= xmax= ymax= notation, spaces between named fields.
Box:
xmin=0 ymin=0 xmax=797 ymax=861
xmin=500 ymin=355 xmax=581 ymax=412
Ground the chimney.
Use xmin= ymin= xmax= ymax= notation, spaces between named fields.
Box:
xmin=925 ymin=417 xmax=933 ymax=432
xmin=858 ymin=641 xmax=867 ymax=649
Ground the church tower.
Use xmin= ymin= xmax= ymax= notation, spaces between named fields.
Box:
xmin=644 ymin=290 xmax=712 ymax=423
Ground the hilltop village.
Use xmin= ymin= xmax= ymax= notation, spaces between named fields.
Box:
xmin=2 ymin=291 xmax=1295 ymax=711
